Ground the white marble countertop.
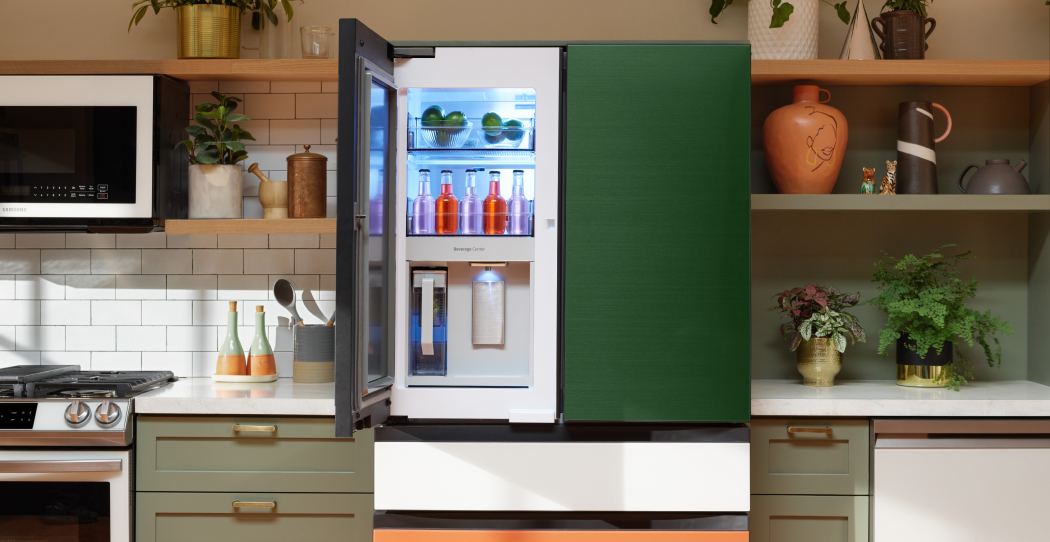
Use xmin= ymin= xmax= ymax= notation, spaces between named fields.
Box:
xmin=134 ymin=377 xmax=335 ymax=416
xmin=752 ymin=379 xmax=1050 ymax=417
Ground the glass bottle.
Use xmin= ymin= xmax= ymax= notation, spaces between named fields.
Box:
xmin=483 ymin=171 xmax=507 ymax=235
xmin=248 ymin=305 xmax=276 ymax=376
xmin=459 ymin=169 xmax=482 ymax=234
xmin=435 ymin=170 xmax=459 ymax=234
xmin=216 ymin=301 xmax=246 ymax=375
xmin=507 ymin=169 xmax=530 ymax=235
xmin=410 ymin=169 xmax=435 ymax=234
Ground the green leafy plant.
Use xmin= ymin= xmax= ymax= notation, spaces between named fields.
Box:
xmin=710 ymin=0 xmax=852 ymax=28
xmin=866 ymin=246 xmax=1012 ymax=390
xmin=769 ymin=284 xmax=865 ymax=353
xmin=128 ymin=0 xmax=298 ymax=32
xmin=881 ymin=0 xmax=933 ymax=16
xmin=177 ymin=92 xmax=255 ymax=165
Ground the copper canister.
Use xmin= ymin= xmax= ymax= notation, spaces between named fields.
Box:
xmin=287 ymin=144 xmax=328 ymax=218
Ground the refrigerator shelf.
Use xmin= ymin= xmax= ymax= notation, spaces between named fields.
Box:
xmin=409 ymin=117 xmax=535 ymax=152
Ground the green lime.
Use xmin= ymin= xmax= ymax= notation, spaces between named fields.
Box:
xmin=481 ymin=111 xmax=503 ymax=133
xmin=483 ymin=132 xmax=506 ymax=144
xmin=421 ymin=105 xmax=444 ymax=127
xmin=444 ymin=111 xmax=467 ymax=129
xmin=502 ymin=118 xmax=524 ymax=142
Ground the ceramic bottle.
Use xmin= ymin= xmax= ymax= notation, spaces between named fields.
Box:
xmin=216 ymin=301 xmax=246 ymax=375
xmin=896 ymin=101 xmax=951 ymax=194
xmin=248 ymin=305 xmax=277 ymax=376
xmin=763 ymin=85 xmax=849 ymax=194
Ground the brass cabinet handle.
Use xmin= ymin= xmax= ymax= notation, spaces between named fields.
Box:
xmin=787 ymin=426 xmax=833 ymax=434
xmin=232 ymin=424 xmax=277 ymax=433
xmin=232 ymin=501 xmax=276 ymax=509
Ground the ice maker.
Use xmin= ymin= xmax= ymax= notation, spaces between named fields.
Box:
xmin=410 ymin=269 xmax=447 ymax=376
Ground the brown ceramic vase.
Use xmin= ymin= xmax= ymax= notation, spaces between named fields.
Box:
xmin=871 ymin=10 xmax=936 ymax=60
xmin=763 ymin=85 xmax=849 ymax=194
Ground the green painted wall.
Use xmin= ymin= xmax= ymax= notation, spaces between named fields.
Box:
xmin=563 ymin=44 xmax=751 ymax=422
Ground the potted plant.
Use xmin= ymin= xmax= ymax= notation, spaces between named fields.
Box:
xmin=709 ymin=1 xmax=852 ymax=60
xmin=870 ymin=0 xmax=936 ymax=59
xmin=769 ymin=284 xmax=865 ymax=386
xmin=178 ymin=92 xmax=255 ymax=219
xmin=128 ymin=1 xmax=296 ymax=59
xmin=867 ymin=246 xmax=1012 ymax=390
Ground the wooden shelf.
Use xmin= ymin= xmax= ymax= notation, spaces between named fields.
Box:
xmin=751 ymin=60 xmax=1050 ymax=86
xmin=751 ymin=194 xmax=1050 ymax=211
xmin=0 ymin=59 xmax=338 ymax=81
xmin=163 ymin=218 xmax=336 ymax=234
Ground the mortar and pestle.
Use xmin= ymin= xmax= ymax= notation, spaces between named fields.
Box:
xmin=248 ymin=163 xmax=289 ymax=219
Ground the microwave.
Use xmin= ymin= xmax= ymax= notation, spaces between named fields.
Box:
xmin=0 ymin=75 xmax=189 ymax=232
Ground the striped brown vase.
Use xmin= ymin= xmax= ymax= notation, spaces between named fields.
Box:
xmin=871 ymin=10 xmax=936 ymax=60
xmin=896 ymin=101 xmax=952 ymax=194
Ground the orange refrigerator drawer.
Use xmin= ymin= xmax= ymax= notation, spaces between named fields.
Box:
xmin=375 ymin=531 xmax=748 ymax=542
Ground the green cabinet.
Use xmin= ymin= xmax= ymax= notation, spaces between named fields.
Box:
xmin=749 ymin=495 xmax=868 ymax=542
xmin=136 ymin=492 xmax=373 ymax=542
xmin=563 ymin=44 xmax=752 ymax=422
xmin=751 ymin=418 xmax=870 ymax=495
xmin=136 ymin=416 xmax=373 ymax=493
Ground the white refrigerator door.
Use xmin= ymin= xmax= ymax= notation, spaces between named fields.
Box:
xmin=392 ymin=47 xmax=560 ymax=422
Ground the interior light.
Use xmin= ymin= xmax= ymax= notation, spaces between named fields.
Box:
xmin=469 ymin=262 xmax=509 ymax=267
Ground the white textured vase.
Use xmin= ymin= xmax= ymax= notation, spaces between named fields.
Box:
xmin=189 ymin=164 xmax=243 ymax=219
xmin=749 ymin=0 xmax=819 ymax=60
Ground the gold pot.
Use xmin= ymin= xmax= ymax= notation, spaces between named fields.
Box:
xmin=796 ymin=338 xmax=841 ymax=387
xmin=176 ymin=5 xmax=241 ymax=59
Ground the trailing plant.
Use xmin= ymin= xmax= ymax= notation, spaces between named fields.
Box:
xmin=881 ymin=0 xmax=932 ymax=16
xmin=769 ymin=284 xmax=865 ymax=354
xmin=128 ymin=0 xmax=299 ymax=32
xmin=866 ymin=246 xmax=1012 ymax=390
xmin=709 ymin=0 xmax=852 ymax=28
xmin=177 ymin=92 xmax=255 ymax=165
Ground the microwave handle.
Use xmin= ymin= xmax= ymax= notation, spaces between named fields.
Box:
xmin=0 ymin=460 xmax=122 ymax=473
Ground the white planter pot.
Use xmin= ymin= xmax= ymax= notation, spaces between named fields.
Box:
xmin=189 ymin=164 xmax=243 ymax=219
xmin=749 ymin=0 xmax=819 ymax=60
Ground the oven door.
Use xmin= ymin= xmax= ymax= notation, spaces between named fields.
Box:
xmin=0 ymin=449 xmax=130 ymax=542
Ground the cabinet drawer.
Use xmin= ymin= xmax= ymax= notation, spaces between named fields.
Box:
xmin=751 ymin=418 xmax=869 ymax=495
xmin=136 ymin=416 xmax=372 ymax=493
xmin=136 ymin=492 xmax=373 ymax=542
xmin=749 ymin=495 xmax=868 ymax=542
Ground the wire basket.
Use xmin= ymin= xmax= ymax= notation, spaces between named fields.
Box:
xmin=417 ymin=121 xmax=474 ymax=149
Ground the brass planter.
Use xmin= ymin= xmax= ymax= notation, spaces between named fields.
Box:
xmin=796 ymin=338 xmax=841 ymax=387
xmin=176 ymin=5 xmax=241 ymax=59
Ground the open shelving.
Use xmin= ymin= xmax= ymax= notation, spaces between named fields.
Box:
xmin=751 ymin=194 xmax=1050 ymax=211
xmin=162 ymin=218 xmax=335 ymax=235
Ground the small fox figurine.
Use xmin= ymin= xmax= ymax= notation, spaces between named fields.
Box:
xmin=860 ymin=167 xmax=876 ymax=194
xmin=878 ymin=161 xmax=897 ymax=195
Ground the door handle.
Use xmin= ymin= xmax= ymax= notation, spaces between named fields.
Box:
xmin=232 ymin=501 xmax=276 ymax=509
xmin=232 ymin=424 xmax=277 ymax=433
xmin=0 ymin=460 xmax=122 ymax=473
xmin=787 ymin=426 xmax=833 ymax=435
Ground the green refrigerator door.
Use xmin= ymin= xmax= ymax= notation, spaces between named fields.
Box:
xmin=563 ymin=44 xmax=751 ymax=422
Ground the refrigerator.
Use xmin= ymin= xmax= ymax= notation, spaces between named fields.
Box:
xmin=335 ymin=18 xmax=752 ymax=541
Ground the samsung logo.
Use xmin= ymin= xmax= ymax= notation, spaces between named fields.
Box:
xmin=3 ymin=207 xmax=27 ymax=212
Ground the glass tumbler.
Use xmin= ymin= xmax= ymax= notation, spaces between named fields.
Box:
xmin=300 ymin=26 xmax=332 ymax=59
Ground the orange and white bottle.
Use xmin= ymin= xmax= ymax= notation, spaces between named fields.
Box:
xmin=248 ymin=305 xmax=277 ymax=376
xmin=215 ymin=301 xmax=246 ymax=375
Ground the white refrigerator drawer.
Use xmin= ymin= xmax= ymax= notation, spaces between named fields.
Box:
xmin=375 ymin=441 xmax=750 ymax=512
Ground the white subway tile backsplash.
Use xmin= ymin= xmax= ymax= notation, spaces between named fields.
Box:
xmin=66 ymin=275 xmax=116 ymax=300
xmin=242 ymin=171 xmax=261 ymax=197
xmin=327 ymin=197 xmax=337 ymax=218
xmin=117 ymin=232 xmax=167 ymax=249
xmin=267 ymin=274 xmax=319 ymax=300
xmin=166 ymin=275 xmax=217 ymax=300
xmin=268 ymin=234 xmax=319 ymax=249
xmin=241 ymin=145 xmax=295 ymax=170
xmin=193 ymin=300 xmax=235 ymax=326
xmin=244 ymin=249 xmax=294 ymax=274
xmin=244 ymin=93 xmax=296 ymax=119
xmin=238 ymin=120 xmax=270 ymax=145
xmin=275 ymin=351 xmax=293 ymax=377
xmin=295 ymin=249 xmax=336 ymax=274
xmin=1 ymin=300 xmax=39 ymax=326
xmin=0 ymin=250 xmax=40 ymax=274
xmin=218 ymin=234 xmax=269 ymax=249
xmin=117 ymin=326 xmax=165 ymax=351
xmin=16 ymin=326 xmax=65 ymax=351
xmin=67 ymin=326 xmax=115 ymax=351
xmin=296 ymin=93 xmax=338 ymax=119
xmin=167 ymin=326 xmax=217 ymax=352
xmin=0 ymin=233 xmax=13 ymax=249
xmin=0 ymin=275 xmax=13 ymax=299
xmin=116 ymin=275 xmax=167 ymax=300
xmin=218 ymin=275 xmax=269 ymax=301
xmin=0 ymin=326 xmax=13 ymax=350
xmin=193 ymin=249 xmax=243 ymax=274
xmin=143 ymin=249 xmax=192 ymax=274
xmin=271 ymin=81 xmax=321 ymax=93
xmin=319 ymin=275 xmax=336 ymax=300
xmin=143 ymin=351 xmax=192 ymax=377
xmin=142 ymin=300 xmax=193 ymax=325
xmin=191 ymin=351 xmax=216 ymax=378
xmin=41 ymin=351 xmax=90 ymax=366
xmin=15 ymin=233 xmax=64 ymax=249
xmin=219 ymin=81 xmax=270 ymax=94
xmin=188 ymin=80 xmax=219 ymax=94
xmin=91 ymin=351 xmax=141 ymax=371
xmin=319 ymin=234 xmax=336 ymax=249
xmin=192 ymin=93 xmax=243 ymax=111
xmin=0 ymin=351 xmax=40 ymax=367
xmin=41 ymin=249 xmax=90 ymax=274
xmin=91 ymin=300 xmax=141 ymax=326
xmin=15 ymin=275 xmax=66 ymax=300
xmin=66 ymin=234 xmax=115 ymax=249
xmin=40 ymin=301 xmax=87 ymax=326
xmin=321 ymin=81 xmax=338 ymax=93
xmin=320 ymin=118 xmax=337 ymax=144
xmin=242 ymin=197 xmax=264 ymax=219
xmin=91 ymin=249 xmax=141 ymax=275
xmin=166 ymin=234 xmax=217 ymax=249
xmin=270 ymin=119 xmax=321 ymax=145
xmin=326 ymin=174 xmax=338 ymax=197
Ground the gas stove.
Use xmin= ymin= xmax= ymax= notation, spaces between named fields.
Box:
xmin=0 ymin=365 xmax=177 ymax=447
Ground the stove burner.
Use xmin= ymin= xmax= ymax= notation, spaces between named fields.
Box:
xmin=59 ymin=389 xmax=116 ymax=398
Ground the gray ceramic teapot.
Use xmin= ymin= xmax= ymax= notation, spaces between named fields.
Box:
xmin=958 ymin=159 xmax=1030 ymax=195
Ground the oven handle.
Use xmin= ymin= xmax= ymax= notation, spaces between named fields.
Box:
xmin=0 ymin=459 xmax=122 ymax=473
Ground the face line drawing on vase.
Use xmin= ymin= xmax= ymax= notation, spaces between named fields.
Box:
xmin=804 ymin=107 xmax=839 ymax=172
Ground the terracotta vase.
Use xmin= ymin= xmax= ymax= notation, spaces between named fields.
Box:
xmin=763 ymin=86 xmax=849 ymax=194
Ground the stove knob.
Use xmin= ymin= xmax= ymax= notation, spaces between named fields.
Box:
xmin=94 ymin=400 xmax=121 ymax=426
xmin=64 ymin=400 xmax=91 ymax=427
